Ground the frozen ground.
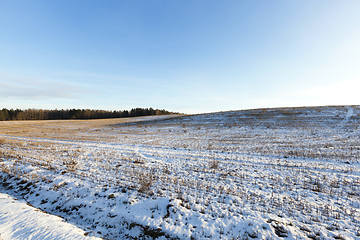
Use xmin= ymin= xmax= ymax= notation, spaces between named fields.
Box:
xmin=0 ymin=105 xmax=360 ymax=239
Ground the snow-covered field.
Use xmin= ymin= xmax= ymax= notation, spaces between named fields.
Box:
xmin=0 ymin=106 xmax=360 ymax=239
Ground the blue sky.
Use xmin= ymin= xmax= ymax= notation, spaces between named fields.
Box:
xmin=1 ymin=1 xmax=359 ymax=114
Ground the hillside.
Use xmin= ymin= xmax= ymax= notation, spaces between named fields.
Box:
xmin=0 ymin=105 xmax=359 ymax=239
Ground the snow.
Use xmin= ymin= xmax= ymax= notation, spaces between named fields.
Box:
xmin=0 ymin=192 xmax=101 ymax=240
xmin=340 ymin=106 xmax=354 ymax=128
xmin=0 ymin=105 xmax=360 ymax=239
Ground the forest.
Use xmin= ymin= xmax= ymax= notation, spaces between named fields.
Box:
xmin=0 ymin=108 xmax=175 ymax=121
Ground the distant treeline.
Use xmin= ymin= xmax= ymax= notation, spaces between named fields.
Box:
xmin=0 ymin=108 xmax=175 ymax=121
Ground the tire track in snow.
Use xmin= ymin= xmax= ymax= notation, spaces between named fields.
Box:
xmin=340 ymin=106 xmax=353 ymax=128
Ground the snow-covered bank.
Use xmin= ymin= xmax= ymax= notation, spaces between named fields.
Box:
xmin=0 ymin=192 xmax=101 ymax=240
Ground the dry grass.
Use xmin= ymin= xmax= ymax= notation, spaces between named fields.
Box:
xmin=0 ymin=115 xmax=181 ymax=141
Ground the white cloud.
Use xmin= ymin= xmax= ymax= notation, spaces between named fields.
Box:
xmin=0 ymin=72 xmax=95 ymax=101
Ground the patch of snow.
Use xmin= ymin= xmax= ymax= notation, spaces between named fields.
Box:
xmin=340 ymin=106 xmax=354 ymax=128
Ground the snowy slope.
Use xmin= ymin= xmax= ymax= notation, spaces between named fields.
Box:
xmin=0 ymin=106 xmax=360 ymax=239
xmin=0 ymin=192 xmax=101 ymax=240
